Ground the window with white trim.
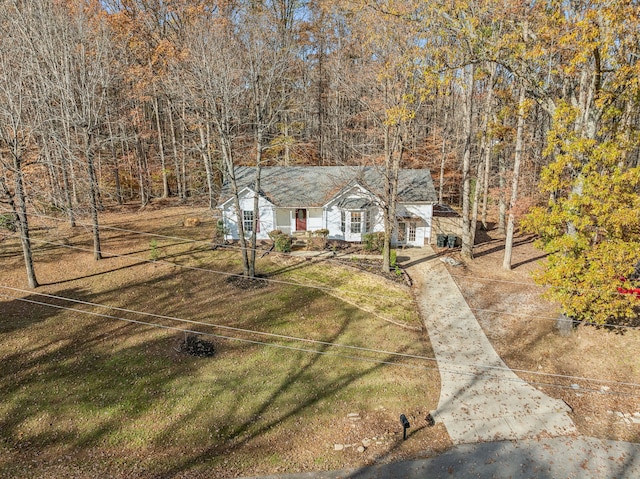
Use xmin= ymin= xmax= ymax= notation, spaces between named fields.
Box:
xmin=408 ymin=222 xmax=416 ymax=242
xmin=243 ymin=210 xmax=253 ymax=233
xmin=350 ymin=211 xmax=362 ymax=233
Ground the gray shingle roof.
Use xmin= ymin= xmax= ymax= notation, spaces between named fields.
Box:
xmin=218 ymin=166 xmax=437 ymax=207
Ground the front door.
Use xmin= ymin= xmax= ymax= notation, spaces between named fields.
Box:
xmin=295 ymin=209 xmax=307 ymax=231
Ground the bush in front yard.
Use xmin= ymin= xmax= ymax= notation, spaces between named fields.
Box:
xmin=272 ymin=232 xmax=292 ymax=252
xmin=363 ymin=232 xmax=385 ymax=252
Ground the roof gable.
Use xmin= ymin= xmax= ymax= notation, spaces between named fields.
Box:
xmin=323 ymin=181 xmax=379 ymax=208
xmin=218 ymin=186 xmax=275 ymax=209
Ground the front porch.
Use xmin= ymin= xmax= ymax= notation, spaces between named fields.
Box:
xmin=274 ymin=207 xmax=323 ymax=236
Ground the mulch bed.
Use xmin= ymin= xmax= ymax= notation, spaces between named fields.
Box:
xmin=175 ymin=334 xmax=217 ymax=357
xmin=226 ymin=273 xmax=270 ymax=290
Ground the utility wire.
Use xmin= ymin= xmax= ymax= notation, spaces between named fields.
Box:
xmin=449 ymin=274 xmax=640 ymax=330
xmin=467 ymin=306 xmax=640 ymax=331
xmin=0 ymin=207 xmax=357 ymax=265
xmin=0 ymin=284 xmax=435 ymax=364
xmin=5 ymin=206 xmax=639 ymax=300
xmin=2 ymin=285 xmax=639 ymax=395
xmin=451 ymin=273 xmax=638 ymax=293
xmin=3 ymin=218 xmax=640 ymax=331
xmin=8 ymin=229 xmax=640 ymax=332
xmin=2 ymin=291 xmax=638 ymax=398
xmin=12 ymin=234 xmax=410 ymax=303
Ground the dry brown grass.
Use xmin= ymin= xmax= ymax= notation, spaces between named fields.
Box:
xmin=0 ymin=203 xmax=449 ymax=479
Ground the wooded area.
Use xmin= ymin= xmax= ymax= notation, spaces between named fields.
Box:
xmin=1 ymin=0 xmax=639 ymax=322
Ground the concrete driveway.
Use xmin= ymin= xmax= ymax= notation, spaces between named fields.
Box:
xmin=407 ymin=245 xmax=576 ymax=444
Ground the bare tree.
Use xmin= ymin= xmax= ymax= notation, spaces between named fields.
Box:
xmin=180 ymin=10 xmax=252 ymax=274
xmin=38 ymin=2 xmax=117 ymax=260
xmin=0 ymin=1 xmax=41 ymax=287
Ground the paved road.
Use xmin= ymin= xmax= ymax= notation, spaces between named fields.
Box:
xmin=408 ymin=246 xmax=576 ymax=444
xmin=240 ymin=436 xmax=640 ymax=478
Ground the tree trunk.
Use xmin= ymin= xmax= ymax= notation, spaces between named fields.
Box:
xmin=107 ymin=115 xmax=123 ymax=205
xmin=470 ymin=156 xmax=484 ymax=247
xmin=60 ymin=152 xmax=76 ymax=227
xmin=198 ymin=124 xmax=216 ymax=210
xmin=503 ymin=85 xmax=526 ymax=271
xmin=153 ymin=95 xmax=169 ymax=198
xmin=85 ymin=131 xmax=102 ymax=261
xmin=249 ymin=129 xmax=262 ymax=278
xmin=480 ymin=139 xmax=492 ymax=231
xmin=215 ymin=111 xmax=250 ymax=276
xmin=382 ymin=123 xmax=401 ymax=273
xmin=181 ymin=101 xmax=188 ymax=197
xmin=480 ymin=63 xmax=497 ymax=231
xmin=43 ymin=144 xmax=61 ymax=209
xmin=438 ymin=109 xmax=448 ymax=205
xmin=224 ymin=144 xmax=250 ymax=277
xmin=460 ymin=63 xmax=475 ymax=259
xmin=135 ymin=135 xmax=148 ymax=206
xmin=1 ymin=168 xmax=38 ymax=288
xmin=167 ymin=101 xmax=183 ymax=199
xmin=497 ymin=115 xmax=507 ymax=235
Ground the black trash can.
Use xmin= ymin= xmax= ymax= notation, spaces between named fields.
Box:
xmin=447 ymin=234 xmax=457 ymax=248
xmin=436 ymin=234 xmax=447 ymax=248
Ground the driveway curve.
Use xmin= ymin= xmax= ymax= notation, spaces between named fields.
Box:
xmin=406 ymin=246 xmax=576 ymax=444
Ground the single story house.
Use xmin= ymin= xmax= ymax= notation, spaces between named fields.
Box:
xmin=217 ymin=166 xmax=437 ymax=247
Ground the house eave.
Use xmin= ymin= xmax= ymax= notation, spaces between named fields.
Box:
xmin=219 ymin=186 xmax=270 ymax=209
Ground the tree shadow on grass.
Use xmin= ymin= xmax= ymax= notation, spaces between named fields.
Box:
xmin=261 ymin=254 xmax=334 ymax=278
xmin=38 ymin=242 xmax=217 ymax=287
xmin=401 ymin=250 xmax=445 ymax=269
xmin=0 ymin=255 xmax=431 ymax=478
xmin=0 ymin=288 xmax=90 ymax=333
xmin=0 ymin=295 xmax=201 ymax=472
xmin=471 ymin=234 xmax=536 ymax=259
xmin=511 ymin=252 xmax=549 ymax=269
xmin=153 ymin=298 xmax=415 ymax=478
xmin=38 ymin=261 xmax=149 ymax=286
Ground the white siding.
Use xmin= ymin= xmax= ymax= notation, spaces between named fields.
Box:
xmin=325 ymin=205 xmax=345 ymax=240
xmin=369 ymin=207 xmax=385 ymax=233
xmin=393 ymin=203 xmax=432 ymax=246
xmin=325 ymin=205 xmax=384 ymax=241
xmin=220 ymin=190 xmax=433 ymax=246
xmin=222 ymin=191 xmax=274 ymax=240
xmin=307 ymin=208 xmax=323 ymax=230
xmin=324 ymin=186 xmax=381 ymax=241
xmin=275 ymin=209 xmax=291 ymax=234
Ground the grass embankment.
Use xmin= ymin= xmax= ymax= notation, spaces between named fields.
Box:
xmin=0 ymin=206 xmax=447 ymax=478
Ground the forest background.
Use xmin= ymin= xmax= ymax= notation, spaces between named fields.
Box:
xmin=1 ymin=0 xmax=639 ymax=324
